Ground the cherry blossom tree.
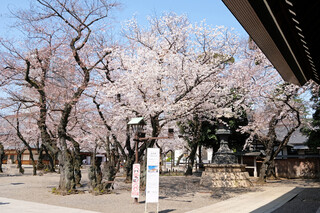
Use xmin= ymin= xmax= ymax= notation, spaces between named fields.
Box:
xmin=242 ymin=83 xmax=307 ymax=183
xmin=235 ymin=42 xmax=310 ymax=183
xmin=98 ymin=13 xmax=241 ymax=179
xmin=0 ymin=119 xmax=27 ymax=174
xmin=0 ymin=1 xmax=311 ymax=189
xmin=65 ymin=95 xmax=123 ymax=191
xmin=0 ymin=104 xmax=40 ymax=175
xmin=301 ymin=82 xmax=320 ymax=150
xmin=0 ymin=0 xmax=119 ymax=193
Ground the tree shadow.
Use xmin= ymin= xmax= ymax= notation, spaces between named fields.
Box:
xmin=143 ymin=209 xmax=175 ymax=213
xmin=10 ymin=182 xmax=25 ymax=185
xmin=159 ymin=176 xmax=260 ymax=199
xmin=0 ymin=202 xmax=10 ymax=205
xmin=159 ymin=196 xmax=168 ymax=199
xmin=159 ymin=209 xmax=175 ymax=213
xmin=210 ymin=187 xmax=262 ymax=200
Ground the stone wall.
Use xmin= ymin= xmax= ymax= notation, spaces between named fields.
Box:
xmin=200 ymin=164 xmax=252 ymax=187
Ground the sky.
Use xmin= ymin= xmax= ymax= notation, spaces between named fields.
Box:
xmin=0 ymin=0 xmax=248 ymax=38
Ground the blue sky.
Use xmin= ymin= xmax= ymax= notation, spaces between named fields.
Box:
xmin=0 ymin=0 xmax=248 ymax=38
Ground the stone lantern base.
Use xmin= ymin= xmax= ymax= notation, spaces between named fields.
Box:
xmin=200 ymin=164 xmax=252 ymax=187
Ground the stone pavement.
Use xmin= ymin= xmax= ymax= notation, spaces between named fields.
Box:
xmin=272 ymin=188 xmax=320 ymax=213
xmin=187 ymin=186 xmax=305 ymax=213
xmin=0 ymin=197 xmax=100 ymax=213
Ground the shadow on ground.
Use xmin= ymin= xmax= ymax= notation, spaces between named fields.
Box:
xmin=10 ymin=183 xmax=25 ymax=185
xmin=271 ymin=188 xmax=320 ymax=213
xmin=159 ymin=209 xmax=175 ymax=213
xmin=159 ymin=176 xmax=261 ymax=200
xmin=0 ymin=202 xmax=10 ymax=205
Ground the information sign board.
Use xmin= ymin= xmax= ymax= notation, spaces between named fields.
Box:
xmin=146 ymin=148 xmax=160 ymax=203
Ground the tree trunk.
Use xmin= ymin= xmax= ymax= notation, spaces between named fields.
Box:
xmin=257 ymin=114 xmax=279 ymax=184
xmin=140 ymin=150 xmax=148 ymax=190
xmin=57 ymin=102 xmax=81 ymax=193
xmin=103 ymin=148 xmax=119 ymax=191
xmin=88 ymin=152 xmax=97 ymax=189
xmin=198 ymin=145 xmax=202 ymax=164
xmin=0 ymin=143 xmax=4 ymax=173
xmin=123 ymin=130 xmax=135 ymax=182
xmin=185 ymin=143 xmax=198 ymax=176
xmin=72 ymin=143 xmax=82 ymax=187
xmin=124 ymin=156 xmax=134 ymax=183
xmin=257 ymin=140 xmax=275 ymax=184
xmin=258 ymin=157 xmax=269 ymax=183
xmin=47 ymin=149 xmax=56 ymax=172
xmin=171 ymin=150 xmax=175 ymax=168
xmin=17 ymin=150 xmax=25 ymax=174
xmin=176 ymin=153 xmax=184 ymax=166
xmin=37 ymin=145 xmax=45 ymax=170
xmin=160 ymin=148 xmax=164 ymax=173
xmin=58 ymin=148 xmax=75 ymax=194
xmin=198 ymin=145 xmax=204 ymax=170
xmin=266 ymin=159 xmax=277 ymax=179
xmin=88 ymin=153 xmax=103 ymax=193
xmin=37 ymin=144 xmax=55 ymax=172
xmin=28 ymin=149 xmax=37 ymax=176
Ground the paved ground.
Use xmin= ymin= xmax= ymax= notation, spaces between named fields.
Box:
xmin=187 ymin=186 xmax=299 ymax=213
xmin=187 ymin=185 xmax=320 ymax=213
xmin=1 ymin=185 xmax=320 ymax=213
xmin=272 ymin=188 xmax=320 ymax=213
xmin=0 ymin=197 xmax=99 ymax=213
xmin=1 ymin=166 xmax=320 ymax=213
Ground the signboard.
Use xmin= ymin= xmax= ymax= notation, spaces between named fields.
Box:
xmin=131 ymin=163 xmax=140 ymax=198
xmin=146 ymin=148 xmax=160 ymax=203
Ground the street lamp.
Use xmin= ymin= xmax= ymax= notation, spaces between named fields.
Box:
xmin=128 ymin=117 xmax=147 ymax=164
xmin=128 ymin=117 xmax=146 ymax=135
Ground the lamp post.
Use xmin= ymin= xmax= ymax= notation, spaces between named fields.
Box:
xmin=128 ymin=117 xmax=148 ymax=164
xmin=128 ymin=117 xmax=174 ymax=204
xmin=128 ymin=117 xmax=146 ymax=204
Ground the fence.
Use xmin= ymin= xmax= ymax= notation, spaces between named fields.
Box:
xmin=275 ymin=158 xmax=320 ymax=178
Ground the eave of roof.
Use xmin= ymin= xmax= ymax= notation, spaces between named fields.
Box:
xmin=222 ymin=0 xmax=320 ymax=85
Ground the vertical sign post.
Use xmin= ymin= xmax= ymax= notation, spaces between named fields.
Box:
xmin=145 ymin=148 xmax=160 ymax=212
xmin=131 ymin=163 xmax=140 ymax=201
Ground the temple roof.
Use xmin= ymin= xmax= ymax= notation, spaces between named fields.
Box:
xmin=223 ymin=0 xmax=320 ymax=85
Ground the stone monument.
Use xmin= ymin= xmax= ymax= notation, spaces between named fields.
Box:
xmin=200 ymin=111 xmax=252 ymax=187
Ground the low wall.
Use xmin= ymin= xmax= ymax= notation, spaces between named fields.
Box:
xmin=275 ymin=158 xmax=320 ymax=178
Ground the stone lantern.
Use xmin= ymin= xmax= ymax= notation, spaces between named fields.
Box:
xmin=200 ymin=109 xmax=252 ymax=188
xmin=212 ymin=122 xmax=238 ymax=164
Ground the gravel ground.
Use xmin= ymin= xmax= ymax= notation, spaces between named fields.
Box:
xmin=0 ymin=166 xmax=319 ymax=213
xmin=0 ymin=166 xmax=260 ymax=213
